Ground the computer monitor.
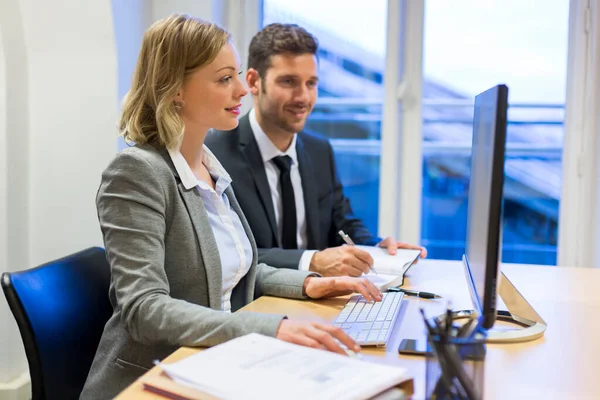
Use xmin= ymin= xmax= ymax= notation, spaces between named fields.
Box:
xmin=463 ymin=84 xmax=509 ymax=330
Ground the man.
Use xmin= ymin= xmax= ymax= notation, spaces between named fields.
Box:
xmin=206 ymin=23 xmax=426 ymax=277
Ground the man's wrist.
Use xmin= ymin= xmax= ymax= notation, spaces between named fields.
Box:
xmin=299 ymin=250 xmax=318 ymax=271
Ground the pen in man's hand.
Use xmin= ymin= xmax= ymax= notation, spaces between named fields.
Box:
xmin=338 ymin=230 xmax=378 ymax=275
xmin=388 ymin=288 xmax=442 ymax=299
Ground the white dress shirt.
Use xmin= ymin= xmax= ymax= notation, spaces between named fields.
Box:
xmin=168 ymin=145 xmax=253 ymax=312
xmin=249 ymin=109 xmax=316 ymax=270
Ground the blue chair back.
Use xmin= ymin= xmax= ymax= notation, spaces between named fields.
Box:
xmin=1 ymin=247 xmax=112 ymax=400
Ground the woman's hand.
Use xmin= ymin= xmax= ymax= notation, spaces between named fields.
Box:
xmin=277 ymin=277 xmax=382 ymax=355
xmin=276 ymin=320 xmax=360 ymax=355
xmin=303 ymin=276 xmax=383 ymax=302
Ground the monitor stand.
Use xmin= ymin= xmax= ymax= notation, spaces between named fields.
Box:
xmin=439 ymin=260 xmax=547 ymax=343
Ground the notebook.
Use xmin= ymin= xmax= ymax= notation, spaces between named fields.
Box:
xmin=150 ymin=333 xmax=413 ymax=400
xmin=356 ymin=245 xmax=421 ymax=291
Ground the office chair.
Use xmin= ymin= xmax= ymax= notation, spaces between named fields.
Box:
xmin=1 ymin=247 xmax=112 ymax=400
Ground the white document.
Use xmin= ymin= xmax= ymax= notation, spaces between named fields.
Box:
xmin=159 ymin=333 xmax=410 ymax=400
xmin=355 ymin=246 xmax=421 ymax=291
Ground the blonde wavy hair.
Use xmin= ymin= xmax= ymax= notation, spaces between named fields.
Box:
xmin=119 ymin=15 xmax=231 ymax=149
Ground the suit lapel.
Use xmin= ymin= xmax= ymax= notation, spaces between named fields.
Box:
xmin=296 ymin=136 xmax=319 ymax=249
xmin=159 ymin=148 xmax=223 ymax=310
xmin=238 ymin=115 xmax=279 ymax=245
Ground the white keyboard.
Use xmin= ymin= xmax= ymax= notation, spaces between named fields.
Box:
xmin=333 ymin=292 xmax=405 ymax=347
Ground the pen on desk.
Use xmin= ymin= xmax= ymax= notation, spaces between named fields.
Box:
xmin=387 ymin=288 xmax=442 ymax=299
xmin=338 ymin=230 xmax=378 ymax=275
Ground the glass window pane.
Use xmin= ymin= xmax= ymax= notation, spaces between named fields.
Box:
xmin=262 ymin=0 xmax=386 ymax=235
xmin=422 ymin=0 xmax=569 ymax=265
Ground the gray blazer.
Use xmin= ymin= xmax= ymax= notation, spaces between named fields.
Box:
xmin=80 ymin=144 xmax=314 ymax=400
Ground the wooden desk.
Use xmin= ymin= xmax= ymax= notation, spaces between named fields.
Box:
xmin=116 ymin=260 xmax=600 ymax=400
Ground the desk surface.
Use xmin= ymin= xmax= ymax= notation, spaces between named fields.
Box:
xmin=116 ymin=260 xmax=600 ymax=400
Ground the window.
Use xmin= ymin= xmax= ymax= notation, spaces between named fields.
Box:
xmin=421 ymin=0 xmax=569 ymax=265
xmin=262 ymin=0 xmax=569 ymax=265
xmin=262 ymin=0 xmax=387 ymax=235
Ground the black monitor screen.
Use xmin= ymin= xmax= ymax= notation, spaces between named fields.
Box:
xmin=464 ymin=84 xmax=508 ymax=329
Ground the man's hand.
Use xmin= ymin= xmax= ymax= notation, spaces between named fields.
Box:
xmin=276 ymin=320 xmax=360 ymax=355
xmin=303 ymin=276 xmax=383 ymax=301
xmin=309 ymin=246 xmax=374 ymax=277
xmin=378 ymin=237 xmax=428 ymax=258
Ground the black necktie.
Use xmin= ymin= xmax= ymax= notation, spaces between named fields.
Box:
xmin=272 ymin=155 xmax=297 ymax=249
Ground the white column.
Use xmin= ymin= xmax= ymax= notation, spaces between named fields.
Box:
xmin=222 ymin=0 xmax=262 ymax=115
xmin=150 ymin=0 xmax=225 ymax=24
xmin=0 ymin=0 xmax=117 ymax=398
xmin=379 ymin=0 xmax=425 ymax=244
xmin=558 ymin=0 xmax=600 ymax=268
xmin=112 ymin=0 xmax=151 ymax=102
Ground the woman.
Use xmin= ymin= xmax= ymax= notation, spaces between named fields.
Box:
xmin=80 ymin=15 xmax=382 ymax=399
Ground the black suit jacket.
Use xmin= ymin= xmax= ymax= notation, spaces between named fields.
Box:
xmin=206 ymin=113 xmax=380 ymax=269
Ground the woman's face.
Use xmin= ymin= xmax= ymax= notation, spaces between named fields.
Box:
xmin=177 ymin=42 xmax=248 ymax=132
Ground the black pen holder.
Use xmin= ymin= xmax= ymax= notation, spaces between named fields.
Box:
xmin=425 ymin=334 xmax=486 ymax=400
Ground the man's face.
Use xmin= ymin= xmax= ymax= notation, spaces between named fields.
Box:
xmin=250 ymin=53 xmax=319 ymax=134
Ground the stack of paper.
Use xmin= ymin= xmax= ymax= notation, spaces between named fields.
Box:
xmin=355 ymin=245 xmax=421 ymax=290
xmin=152 ymin=333 xmax=411 ymax=400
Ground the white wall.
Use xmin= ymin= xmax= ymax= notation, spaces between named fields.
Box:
xmin=0 ymin=0 xmax=32 ymax=396
xmin=0 ymin=1 xmax=260 ymax=397
xmin=0 ymin=0 xmax=118 ymax=398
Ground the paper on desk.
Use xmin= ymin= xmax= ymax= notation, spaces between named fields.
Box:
xmin=355 ymin=245 xmax=421 ymax=290
xmin=366 ymin=273 xmax=406 ymax=291
xmin=159 ymin=333 xmax=410 ymax=400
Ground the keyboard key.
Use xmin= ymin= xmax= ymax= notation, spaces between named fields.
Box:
xmin=366 ymin=304 xmax=382 ymax=322
xmin=357 ymin=331 xmax=369 ymax=342
xmin=367 ymin=330 xmax=381 ymax=342
xmin=357 ymin=304 xmax=374 ymax=322
xmin=378 ymin=329 xmax=389 ymax=342
xmin=385 ymin=304 xmax=400 ymax=321
xmin=347 ymin=306 xmax=364 ymax=323
xmin=356 ymin=322 xmax=373 ymax=331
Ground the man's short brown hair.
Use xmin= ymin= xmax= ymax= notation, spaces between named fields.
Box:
xmin=248 ymin=23 xmax=319 ymax=78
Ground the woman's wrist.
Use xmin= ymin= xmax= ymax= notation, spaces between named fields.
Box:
xmin=302 ymin=276 xmax=314 ymax=298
